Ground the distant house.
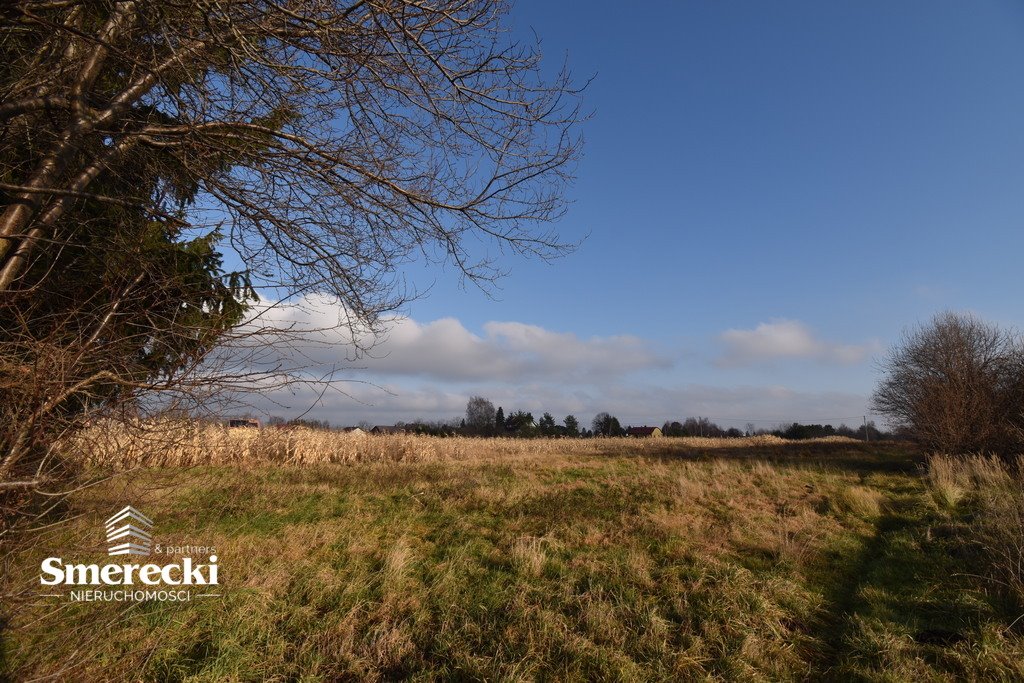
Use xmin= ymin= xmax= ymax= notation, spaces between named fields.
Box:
xmin=626 ymin=426 xmax=663 ymax=438
xmin=371 ymin=425 xmax=405 ymax=435
xmin=341 ymin=427 xmax=365 ymax=435
xmin=228 ymin=418 xmax=261 ymax=429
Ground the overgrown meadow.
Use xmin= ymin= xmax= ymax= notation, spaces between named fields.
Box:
xmin=3 ymin=430 xmax=1024 ymax=681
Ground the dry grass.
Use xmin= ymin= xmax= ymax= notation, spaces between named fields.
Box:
xmin=511 ymin=536 xmax=548 ymax=577
xmin=926 ymin=455 xmax=1024 ymax=611
xmin=925 ymin=454 xmax=1010 ymax=510
xmin=66 ymin=419 xmax=862 ymax=469
xmin=830 ymin=485 xmax=885 ymax=519
xmin=7 ymin=431 xmax=1024 ymax=681
xmin=5 ymin=452 xmax=853 ymax=680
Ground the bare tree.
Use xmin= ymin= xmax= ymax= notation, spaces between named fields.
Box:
xmin=0 ymin=1 xmax=584 ymax=501
xmin=464 ymin=395 xmax=495 ymax=435
xmin=1 ymin=0 xmax=582 ymax=297
xmin=872 ymin=312 xmax=1024 ymax=455
xmin=591 ymin=412 xmax=621 ymax=437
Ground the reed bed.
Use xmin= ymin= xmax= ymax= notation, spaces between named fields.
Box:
xmin=65 ymin=420 xmax=862 ymax=469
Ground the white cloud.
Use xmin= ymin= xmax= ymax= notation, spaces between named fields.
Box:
xmin=716 ymin=319 xmax=878 ymax=367
xmin=250 ymin=296 xmax=671 ymax=383
xmin=227 ymin=300 xmax=873 ymax=429
xmin=363 ymin=318 xmax=668 ymax=381
xmin=242 ymin=379 xmax=870 ymax=429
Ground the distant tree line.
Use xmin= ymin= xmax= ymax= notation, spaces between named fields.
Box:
xmin=657 ymin=417 xmax=891 ymax=440
xmin=463 ymin=396 xmax=583 ymax=437
xmin=660 ymin=418 xmax=743 ymax=438
xmin=262 ymin=400 xmax=897 ymax=443
xmin=461 ymin=398 xmax=894 ymax=441
xmin=767 ymin=422 xmax=889 ymax=441
xmin=267 ymin=416 xmax=332 ymax=431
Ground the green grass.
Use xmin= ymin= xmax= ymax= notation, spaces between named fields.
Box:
xmin=3 ymin=443 xmax=1023 ymax=681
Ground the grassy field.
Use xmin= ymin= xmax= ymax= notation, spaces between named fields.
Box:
xmin=3 ymin=435 xmax=1024 ymax=681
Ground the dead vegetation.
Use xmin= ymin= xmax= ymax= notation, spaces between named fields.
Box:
xmin=66 ymin=419 xmax=862 ymax=469
xmin=1 ymin=446 xmax=856 ymax=679
xmin=925 ymin=455 xmax=1024 ymax=612
xmin=5 ymin=437 xmax=1024 ymax=680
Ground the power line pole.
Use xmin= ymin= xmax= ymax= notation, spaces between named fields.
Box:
xmin=863 ymin=415 xmax=869 ymax=443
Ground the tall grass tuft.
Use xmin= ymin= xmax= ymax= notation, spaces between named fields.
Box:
xmin=927 ymin=455 xmax=1024 ymax=611
xmin=831 ymin=485 xmax=884 ymax=519
xmin=925 ymin=456 xmax=971 ymax=510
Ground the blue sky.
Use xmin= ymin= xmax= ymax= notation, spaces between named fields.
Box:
xmin=252 ymin=1 xmax=1024 ymax=428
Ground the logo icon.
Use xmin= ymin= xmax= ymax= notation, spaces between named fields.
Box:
xmin=105 ymin=506 xmax=153 ymax=556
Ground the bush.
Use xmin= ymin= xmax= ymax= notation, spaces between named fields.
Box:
xmin=872 ymin=312 xmax=1024 ymax=455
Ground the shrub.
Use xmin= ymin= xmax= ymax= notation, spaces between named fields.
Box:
xmin=872 ymin=312 xmax=1024 ymax=455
